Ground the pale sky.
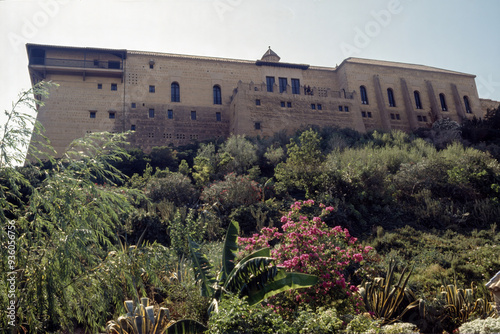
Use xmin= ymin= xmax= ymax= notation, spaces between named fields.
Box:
xmin=1 ymin=0 xmax=500 ymax=129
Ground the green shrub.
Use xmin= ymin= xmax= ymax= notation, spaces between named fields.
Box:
xmin=458 ymin=317 xmax=500 ymax=334
xmin=379 ymin=322 xmax=419 ymax=333
xmin=206 ymin=294 xmax=290 ymax=334
xmin=293 ymin=307 xmax=343 ymax=334
xmin=145 ymin=172 xmax=198 ymax=206
xmin=345 ymin=314 xmax=381 ymax=334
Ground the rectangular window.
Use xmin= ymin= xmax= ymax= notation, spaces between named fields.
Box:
xmin=109 ymin=112 xmax=115 ymax=119
xmin=280 ymin=101 xmax=286 ymax=108
xmin=191 ymin=110 xmax=196 ymax=120
xmin=311 ymin=104 xmax=316 ymax=110
xmin=279 ymin=77 xmax=287 ymax=93
xmin=344 ymin=106 xmax=349 ymax=112
xmin=256 ymin=99 xmax=261 ymax=106
xmin=149 ymin=85 xmax=155 ymax=93
xmin=391 ymin=113 xmax=395 ymax=120
xmin=216 ymin=112 xmax=221 ymax=122
xmin=89 ymin=111 xmax=96 ymax=118
xmin=168 ymin=109 xmax=173 ymax=119
xmin=367 ymin=112 xmax=372 ymax=118
xmin=291 ymin=78 xmax=300 ymax=94
xmin=93 ymin=59 xmax=99 ymax=66
xmin=149 ymin=108 xmax=155 ymax=118
xmin=338 ymin=106 xmax=343 ymax=111
xmin=131 ymin=103 xmax=136 ymax=108
xmin=131 ymin=124 xmax=136 ymax=131
xmin=396 ymin=114 xmax=401 ymax=120
xmin=317 ymin=104 xmax=322 ymax=110
xmin=108 ymin=61 xmax=120 ymax=69
xmin=362 ymin=111 xmax=367 ymax=118
xmin=149 ymin=63 xmax=154 ymax=69
xmin=97 ymin=83 xmax=102 ymax=89
xmin=266 ymin=76 xmax=275 ymax=92
xmin=287 ymin=102 xmax=292 ymax=108
xmin=254 ymin=122 xmax=261 ymax=130
xmin=111 ymin=83 xmax=117 ymax=91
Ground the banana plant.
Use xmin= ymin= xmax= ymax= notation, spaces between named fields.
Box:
xmin=190 ymin=220 xmax=319 ymax=313
xmin=358 ymin=260 xmax=423 ymax=325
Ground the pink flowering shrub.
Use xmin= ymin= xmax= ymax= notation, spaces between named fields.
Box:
xmin=238 ymin=200 xmax=376 ymax=316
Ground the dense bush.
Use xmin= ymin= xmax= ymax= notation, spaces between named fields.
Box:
xmin=145 ymin=171 xmax=199 ymax=206
xmin=201 ymin=173 xmax=261 ymax=212
xmin=458 ymin=317 xmax=500 ymax=334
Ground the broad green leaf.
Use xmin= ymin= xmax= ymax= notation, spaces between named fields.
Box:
xmin=220 ymin=220 xmax=239 ymax=283
xmin=188 ymin=238 xmax=216 ymax=297
xmin=166 ymin=319 xmax=207 ymax=334
xmin=246 ymin=270 xmax=319 ymax=306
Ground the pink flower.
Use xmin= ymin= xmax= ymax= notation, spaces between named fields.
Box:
xmin=353 ymin=253 xmax=363 ymax=262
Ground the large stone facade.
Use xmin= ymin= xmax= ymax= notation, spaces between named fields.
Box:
xmin=26 ymin=44 xmax=492 ymax=156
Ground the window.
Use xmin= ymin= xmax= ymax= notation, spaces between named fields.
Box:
xmin=291 ymin=78 xmax=300 ymax=94
xmin=216 ymin=112 xmax=221 ymax=121
xmin=191 ymin=110 xmax=196 ymax=120
xmin=149 ymin=108 xmax=155 ymax=118
xmin=111 ymin=83 xmax=117 ymax=91
xmin=149 ymin=85 xmax=155 ymax=93
xmin=108 ymin=61 xmax=120 ymax=69
xmin=131 ymin=124 xmax=136 ymax=131
xmin=93 ymin=59 xmax=99 ymax=66
xmin=131 ymin=103 xmax=136 ymax=108
xmin=311 ymin=104 xmax=316 ymax=110
xmin=149 ymin=63 xmax=154 ymax=69
xmin=387 ymin=88 xmax=396 ymax=107
xmin=266 ymin=76 xmax=275 ymax=92
xmin=89 ymin=111 xmax=96 ymax=118
xmin=344 ymin=106 xmax=349 ymax=112
xmin=464 ymin=96 xmax=472 ymax=113
xmin=439 ymin=93 xmax=447 ymax=111
xmin=171 ymin=82 xmax=180 ymax=102
xmin=338 ymin=106 xmax=343 ymax=111
xmin=362 ymin=111 xmax=367 ymax=118
xmin=367 ymin=112 xmax=372 ymax=118
xmin=287 ymin=102 xmax=292 ymax=108
xmin=279 ymin=77 xmax=287 ymax=93
xmin=360 ymin=86 xmax=369 ymax=104
xmin=280 ymin=101 xmax=286 ymax=108
xmin=396 ymin=114 xmax=400 ymax=120
xmin=167 ymin=109 xmax=173 ymax=119
xmin=255 ymin=99 xmax=261 ymax=106
xmin=254 ymin=122 xmax=261 ymax=130
xmin=97 ymin=83 xmax=102 ymax=89
xmin=213 ymin=85 xmax=222 ymax=104
xmin=109 ymin=112 xmax=115 ymax=119
xmin=317 ymin=104 xmax=322 ymax=110
xmin=414 ymin=91 xmax=422 ymax=109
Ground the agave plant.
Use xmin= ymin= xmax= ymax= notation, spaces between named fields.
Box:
xmin=106 ymin=297 xmax=207 ymax=334
xmin=440 ymin=283 xmax=496 ymax=324
xmin=106 ymin=297 xmax=171 ymax=334
xmin=358 ymin=260 xmax=422 ymax=325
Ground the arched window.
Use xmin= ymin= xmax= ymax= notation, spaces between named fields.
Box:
xmin=439 ymin=93 xmax=447 ymax=111
xmin=414 ymin=91 xmax=422 ymax=109
xmin=171 ymin=82 xmax=180 ymax=102
xmin=463 ymin=96 xmax=472 ymax=113
xmin=387 ymin=88 xmax=396 ymax=107
xmin=213 ymin=85 xmax=222 ymax=105
xmin=360 ymin=86 xmax=369 ymax=105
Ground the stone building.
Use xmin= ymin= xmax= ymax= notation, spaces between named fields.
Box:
xmin=26 ymin=43 xmax=493 ymax=156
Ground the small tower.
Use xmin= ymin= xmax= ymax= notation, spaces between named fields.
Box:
xmin=486 ymin=270 xmax=500 ymax=315
xmin=260 ymin=46 xmax=280 ymax=62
